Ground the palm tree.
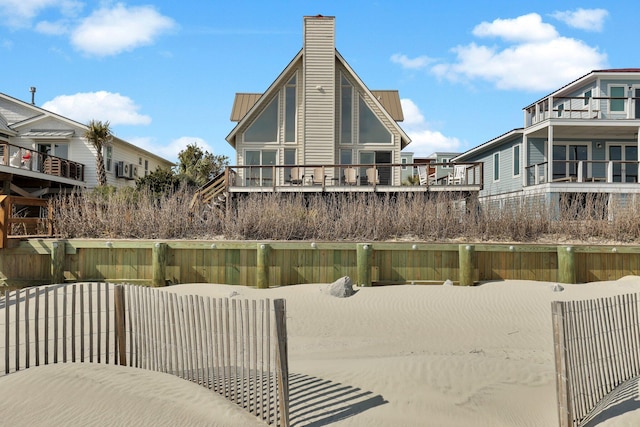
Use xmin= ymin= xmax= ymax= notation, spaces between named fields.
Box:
xmin=84 ymin=120 xmax=112 ymax=186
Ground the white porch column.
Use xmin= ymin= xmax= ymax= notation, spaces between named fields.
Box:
xmin=547 ymin=125 xmax=554 ymax=182
xmin=522 ymin=134 xmax=528 ymax=187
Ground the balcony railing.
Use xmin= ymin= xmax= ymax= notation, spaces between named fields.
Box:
xmin=526 ymin=96 xmax=640 ymax=126
xmin=0 ymin=142 xmax=85 ymax=182
xmin=526 ymin=160 xmax=640 ymax=185
xmin=225 ymin=162 xmax=483 ymax=191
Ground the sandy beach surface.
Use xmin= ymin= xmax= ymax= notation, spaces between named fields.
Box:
xmin=2 ymin=278 xmax=640 ymax=426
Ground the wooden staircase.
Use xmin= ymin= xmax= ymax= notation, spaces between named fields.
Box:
xmin=189 ymin=170 xmax=232 ymax=211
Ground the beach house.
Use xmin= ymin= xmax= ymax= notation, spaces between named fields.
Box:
xmin=221 ymin=15 xmax=481 ymax=197
xmin=0 ymin=91 xmax=174 ymax=197
xmin=453 ymin=69 xmax=640 ymax=211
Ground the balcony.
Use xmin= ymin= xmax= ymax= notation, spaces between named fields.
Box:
xmin=223 ymin=162 xmax=483 ymax=193
xmin=525 ymin=95 xmax=640 ymax=127
xmin=0 ymin=142 xmax=85 ymax=182
xmin=526 ymin=160 xmax=640 ymax=186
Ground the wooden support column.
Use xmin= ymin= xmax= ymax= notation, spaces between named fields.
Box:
xmin=0 ymin=195 xmax=7 ymax=249
xmin=356 ymin=243 xmax=373 ymax=287
xmin=152 ymin=242 xmax=167 ymax=287
xmin=557 ymin=246 xmax=576 ymax=284
xmin=256 ymin=243 xmax=270 ymax=289
xmin=458 ymin=244 xmax=475 ymax=286
xmin=50 ymin=240 xmax=65 ymax=284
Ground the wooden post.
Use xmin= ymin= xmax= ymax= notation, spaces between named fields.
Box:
xmin=458 ymin=244 xmax=475 ymax=286
xmin=552 ymin=301 xmax=572 ymax=427
xmin=273 ymin=299 xmax=290 ymax=427
xmin=152 ymin=242 xmax=167 ymax=287
xmin=0 ymin=195 xmax=8 ymax=249
xmin=557 ymin=246 xmax=576 ymax=284
xmin=256 ymin=243 xmax=270 ymax=289
xmin=357 ymin=243 xmax=373 ymax=287
xmin=51 ymin=240 xmax=65 ymax=284
xmin=114 ymin=284 xmax=127 ymax=366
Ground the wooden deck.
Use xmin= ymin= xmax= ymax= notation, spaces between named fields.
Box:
xmin=0 ymin=142 xmax=85 ymax=185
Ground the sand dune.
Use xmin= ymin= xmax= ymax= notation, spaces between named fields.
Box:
xmin=2 ymin=279 xmax=640 ymax=426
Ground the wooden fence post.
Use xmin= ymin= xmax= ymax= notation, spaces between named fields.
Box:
xmin=152 ymin=242 xmax=167 ymax=287
xmin=51 ymin=240 xmax=65 ymax=284
xmin=0 ymin=195 xmax=8 ymax=249
xmin=458 ymin=244 xmax=475 ymax=286
xmin=114 ymin=284 xmax=127 ymax=366
xmin=273 ymin=299 xmax=289 ymax=427
xmin=357 ymin=243 xmax=373 ymax=287
xmin=557 ymin=246 xmax=576 ymax=284
xmin=256 ymin=243 xmax=270 ymax=289
xmin=552 ymin=301 xmax=572 ymax=427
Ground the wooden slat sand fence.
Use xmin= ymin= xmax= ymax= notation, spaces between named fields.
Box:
xmin=552 ymin=294 xmax=640 ymax=427
xmin=0 ymin=283 xmax=289 ymax=427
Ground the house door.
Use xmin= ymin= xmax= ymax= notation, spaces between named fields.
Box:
xmin=609 ymin=145 xmax=638 ymax=182
xmin=245 ymin=149 xmax=277 ymax=186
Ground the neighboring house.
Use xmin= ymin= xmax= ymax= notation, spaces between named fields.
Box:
xmin=426 ymin=152 xmax=460 ymax=182
xmin=0 ymin=91 xmax=174 ymax=197
xmin=453 ymin=69 xmax=640 ymax=211
xmin=225 ymin=15 xmax=411 ymax=189
xmin=400 ymin=151 xmax=414 ymax=183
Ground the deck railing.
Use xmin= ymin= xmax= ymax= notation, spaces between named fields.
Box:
xmin=526 ymin=160 xmax=640 ymax=185
xmin=526 ymin=96 xmax=640 ymax=126
xmin=0 ymin=142 xmax=85 ymax=182
xmin=0 ymin=196 xmax=53 ymax=249
xmin=227 ymin=162 xmax=483 ymax=191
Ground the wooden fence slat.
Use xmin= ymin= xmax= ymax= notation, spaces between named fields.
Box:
xmin=44 ymin=286 xmax=49 ymax=365
xmin=114 ymin=285 xmax=127 ymax=366
xmin=5 ymin=290 xmax=9 ymax=374
xmin=274 ymin=298 xmax=289 ymax=427
xmin=224 ymin=298 xmax=231 ymax=399
xmin=88 ymin=284 xmax=93 ymax=363
xmin=15 ymin=289 xmax=20 ymax=371
xmin=266 ymin=297 xmax=271 ymax=425
xmin=105 ymin=283 xmax=110 ymax=365
xmin=80 ymin=284 xmax=84 ymax=363
xmin=25 ymin=288 xmax=30 ymax=369
xmin=552 ymin=301 xmax=571 ymax=427
xmin=71 ymin=284 xmax=76 ymax=363
xmin=53 ymin=287 xmax=58 ymax=364
xmin=62 ymin=286 xmax=66 ymax=363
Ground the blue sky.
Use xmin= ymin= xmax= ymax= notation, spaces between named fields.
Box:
xmin=0 ymin=1 xmax=631 ymax=162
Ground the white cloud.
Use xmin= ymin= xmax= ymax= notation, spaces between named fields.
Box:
xmin=35 ymin=20 xmax=69 ymax=35
xmin=70 ymin=3 xmax=176 ymax=56
xmin=42 ymin=91 xmax=151 ymax=126
xmin=472 ymin=13 xmax=558 ymax=42
xmin=552 ymin=8 xmax=608 ymax=32
xmin=401 ymin=99 xmax=461 ymax=157
xmin=429 ymin=12 xmax=607 ymax=92
xmin=390 ymin=53 xmax=432 ymax=70
xmin=130 ymin=136 xmax=214 ymax=163
xmin=0 ymin=0 xmax=82 ymax=28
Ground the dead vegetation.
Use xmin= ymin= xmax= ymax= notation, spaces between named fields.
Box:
xmin=50 ymin=188 xmax=640 ymax=243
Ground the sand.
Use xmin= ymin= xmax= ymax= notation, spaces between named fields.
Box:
xmin=2 ymin=278 xmax=640 ymax=426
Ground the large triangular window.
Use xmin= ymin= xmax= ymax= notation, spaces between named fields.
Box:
xmin=245 ymin=96 xmax=279 ymax=143
xmin=358 ymin=96 xmax=391 ymax=143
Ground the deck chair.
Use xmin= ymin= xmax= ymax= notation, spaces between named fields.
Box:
xmin=312 ymin=167 xmax=327 ymax=185
xmin=366 ymin=167 xmax=380 ymax=185
xmin=344 ymin=167 xmax=358 ymax=185
xmin=9 ymin=151 xmax=21 ymax=167
xmin=448 ymin=165 xmax=466 ymax=185
xmin=417 ymin=165 xmax=429 ymax=185
xmin=289 ymin=167 xmax=304 ymax=185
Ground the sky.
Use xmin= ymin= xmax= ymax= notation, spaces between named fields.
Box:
xmin=0 ymin=1 xmax=633 ymax=163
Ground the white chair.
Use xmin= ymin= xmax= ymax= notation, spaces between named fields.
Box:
xmin=448 ymin=165 xmax=466 ymax=185
xmin=417 ymin=165 xmax=429 ymax=185
xmin=344 ymin=167 xmax=358 ymax=185
xmin=312 ymin=167 xmax=327 ymax=185
xmin=289 ymin=167 xmax=304 ymax=185
xmin=366 ymin=167 xmax=379 ymax=185
xmin=9 ymin=151 xmax=21 ymax=167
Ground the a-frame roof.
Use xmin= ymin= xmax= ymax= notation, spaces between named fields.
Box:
xmin=225 ymin=48 xmax=411 ymax=149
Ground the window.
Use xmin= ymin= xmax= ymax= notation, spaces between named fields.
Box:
xmin=284 ymin=148 xmax=296 ymax=183
xmin=493 ymin=152 xmax=500 ymax=181
xmin=557 ymin=103 xmax=564 ymax=117
xmin=138 ymin=157 xmax=142 ymax=165
xmin=245 ymin=97 xmax=279 ymax=142
xmin=104 ymin=146 xmax=112 ymax=172
xmin=358 ymin=96 xmax=391 ymax=143
xmin=401 ymin=157 xmax=407 ymax=170
xmin=610 ymin=86 xmax=625 ymax=112
xmin=285 ymin=76 xmax=296 ymax=143
xmin=340 ymin=149 xmax=352 ymax=165
xmin=144 ymin=159 xmax=149 ymax=176
xmin=584 ymin=89 xmax=592 ymax=106
xmin=441 ymin=158 xmax=451 ymax=169
xmin=245 ymin=149 xmax=277 ymax=186
xmin=513 ymin=145 xmax=520 ymax=177
xmin=340 ymin=75 xmax=352 ymax=144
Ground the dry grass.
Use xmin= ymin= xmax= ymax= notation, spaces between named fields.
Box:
xmin=50 ymin=189 xmax=640 ymax=243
